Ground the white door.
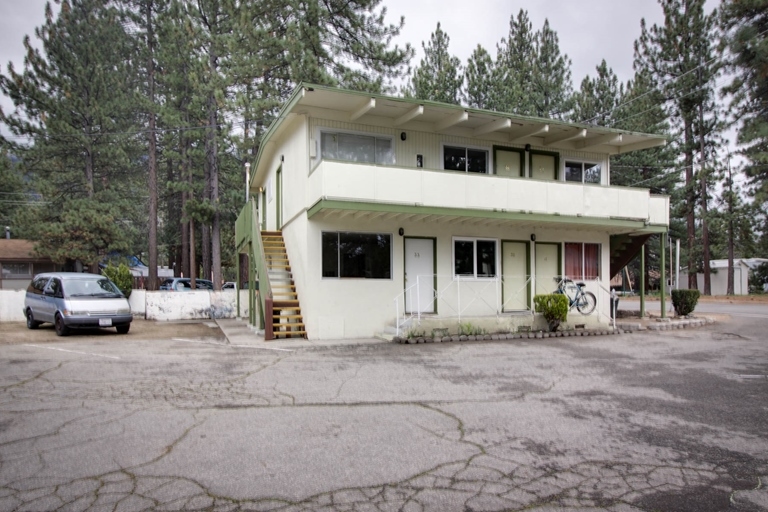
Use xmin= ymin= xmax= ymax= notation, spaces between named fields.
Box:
xmin=404 ymin=238 xmax=435 ymax=313
xmin=502 ymin=241 xmax=529 ymax=311
xmin=535 ymin=243 xmax=560 ymax=296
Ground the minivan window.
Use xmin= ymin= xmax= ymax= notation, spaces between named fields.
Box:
xmin=49 ymin=278 xmax=64 ymax=298
xmin=28 ymin=277 xmax=48 ymax=294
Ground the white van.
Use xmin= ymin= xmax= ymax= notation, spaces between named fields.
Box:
xmin=24 ymin=272 xmax=133 ymax=336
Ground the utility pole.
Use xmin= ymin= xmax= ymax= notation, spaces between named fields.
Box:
xmin=727 ymin=154 xmax=735 ymax=295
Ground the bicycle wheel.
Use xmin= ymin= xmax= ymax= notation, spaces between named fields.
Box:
xmin=576 ymin=291 xmax=597 ymax=315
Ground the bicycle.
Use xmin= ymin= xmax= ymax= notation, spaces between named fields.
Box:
xmin=553 ymin=277 xmax=597 ymax=315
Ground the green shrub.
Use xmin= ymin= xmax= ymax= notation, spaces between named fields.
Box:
xmin=103 ymin=263 xmax=133 ymax=298
xmin=671 ymin=289 xmax=700 ymax=316
xmin=533 ymin=294 xmax=568 ymax=332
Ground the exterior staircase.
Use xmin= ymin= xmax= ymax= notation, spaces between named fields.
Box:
xmin=610 ymin=233 xmax=652 ymax=278
xmin=261 ymin=231 xmax=306 ymax=338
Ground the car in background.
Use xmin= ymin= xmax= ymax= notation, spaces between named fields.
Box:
xmin=24 ymin=272 xmax=132 ymax=336
xmin=158 ymin=278 xmax=214 ymax=291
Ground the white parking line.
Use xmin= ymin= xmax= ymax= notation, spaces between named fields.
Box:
xmin=23 ymin=344 xmax=121 ymax=360
xmin=171 ymin=338 xmax=294 ymax=352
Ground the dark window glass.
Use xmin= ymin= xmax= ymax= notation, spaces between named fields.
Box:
xmin=50 ymin=278 xmax=63 ymax=298
xmin=444 ymin=146 xmax=466 ymax=171
xmin=476 ymin=240 xmax=496 ymax=277
xmin=321 ymin=132 xmax=393 ymax=164
xmin=467 ymin=149 xmax=488 ymax=173
xmin=565 ymin=161 xmax=582 ymax=182
xmin=323 ymin=232 xmax=391 ymax=279
xmin=322 ymin=232 xmax=339 ymax=278
xmin=584 ymin=163 xmax=601 ymax=184
xmin=454 ymin=240 xmax=474 ymax=276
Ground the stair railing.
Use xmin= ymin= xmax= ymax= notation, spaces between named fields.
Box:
xmin=250 ymin=200 xmax=273 ymax=333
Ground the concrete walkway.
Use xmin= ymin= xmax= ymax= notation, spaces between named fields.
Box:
xmin=214 ymin=317 xmax=385 ymax=349
xmin=216 ymin=315 xmax=716 ymax=348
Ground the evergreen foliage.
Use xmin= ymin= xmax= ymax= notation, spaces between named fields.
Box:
xmin=494 ymin=9 xmax=537 ymax=114
xmin=102 ymin=262 xmax=133 ymax=298
xmin=530 ymin=20 xmax=573 ymax=119
xmin=406 ymin=22 xmax=463 ymax=104
xmin=464 ymin=45 xmax=494 ymax=109
xmin=721 ymin=0 xmax=768 ymax=212
xmin=635 ymin=0 xmax=723 ymax=293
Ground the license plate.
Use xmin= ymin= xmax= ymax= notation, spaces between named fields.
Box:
xmin=99 ymin=318 xmax=112 ymax=327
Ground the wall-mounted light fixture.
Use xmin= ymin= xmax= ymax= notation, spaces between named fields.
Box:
xmin=416 ymin=154 xmax=423 ymax=168
xmin=530 ymin=234 xmax=536 ymax=242
xmin=400 ymin=132 xmax=407 ymax=141
xmin=398 ymin=228 xmax=404 ymax=236
xmin=525 ymin=143 xmax=531 ymax=152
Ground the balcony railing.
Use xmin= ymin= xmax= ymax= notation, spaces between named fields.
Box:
xmin=308 ymin=161 xmax=668 ymax=226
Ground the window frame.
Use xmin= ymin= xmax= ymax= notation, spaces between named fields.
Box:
xmin=564 ymin=242 xmax=601 ymax=280
xmin=441 ymin=143 xmax=492 ymax=174
xmin=321 ymin=231 xmax=393 ymax=280
xmin=452 ymin=237 xmax=499 ymax=279
xmin=564 ymin=160 xmax=602 ymax=185
xmin=317 ymin=128 xmax=396 ymax=167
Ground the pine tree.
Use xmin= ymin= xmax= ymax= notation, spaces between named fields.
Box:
xmin=571 ymin=59 xmax=620 ymax=126
xmin=530 ymin=20 xmax=573 ymax=119
xmin=406 ymin=22 xmax=463 ymax=104
xmin=494 ymin=9 xmax=536 ymax=114
xmin=721 ymin=0 xmax=768 ymax=213
xmin=0 ymin=0 xmax=143 ymax=269
xmin=635 ymin=0 xmax=722 ymax=293
xmin=0 ymin=150 xmax=27 ymax=235
xmin=464 ymin=45 xmax=494 ymax=109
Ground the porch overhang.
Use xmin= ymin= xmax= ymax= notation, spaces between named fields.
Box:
xmin=307 ymin=199 xmax=667 ymax=236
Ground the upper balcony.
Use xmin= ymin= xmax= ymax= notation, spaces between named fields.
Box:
xmin=307 ymin=161 xmax=669 ymax=233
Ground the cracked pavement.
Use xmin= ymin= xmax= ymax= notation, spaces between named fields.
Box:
xmin=0 ymin=314 xmax=767 ymax=511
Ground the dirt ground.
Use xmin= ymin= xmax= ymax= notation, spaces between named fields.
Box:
xmin=0 ymin=318 xmax=225 ymax=345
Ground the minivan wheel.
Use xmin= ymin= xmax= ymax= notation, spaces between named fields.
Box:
xmin=116 ymin=324 xmax=130 ymax=334
xmin=26 ymin=311 xmax=41 ymax=330
xmin=54 ymin=314 xmax=69 ymax=337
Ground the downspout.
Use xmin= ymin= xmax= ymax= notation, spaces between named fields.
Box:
xmin=640 ymin=245 xmax=645 ymax=318
xmin=660 ymin=234 xmax=667 ymax=319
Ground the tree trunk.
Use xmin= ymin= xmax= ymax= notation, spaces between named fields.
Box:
xmin=699 ymin=102 xmax=711 ymax=295
xmin=146 ymin=0 xmax=158 ymax=291
xmin=685 ymin=119 xmax=697 ymax=290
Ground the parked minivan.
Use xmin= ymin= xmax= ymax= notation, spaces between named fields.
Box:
xmin=24 ymin=272 xmax=133 ymax=336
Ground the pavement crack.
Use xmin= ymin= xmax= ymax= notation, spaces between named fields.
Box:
xmin=0 ymin=362 xmax=66 ymax=391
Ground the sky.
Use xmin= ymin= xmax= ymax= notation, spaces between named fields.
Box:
xmin=0 ymin=0 xmax=718 ymax=128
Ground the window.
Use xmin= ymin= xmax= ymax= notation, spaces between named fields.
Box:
xmin=565 ymin=161 xmax=601 ymax=184
xmin=320 ymin=131 xmax=394 ymax=165
xmin=565 ymin=243 xmax=600 ymax=280
xmin=443 ymin=146 xmax=489 ymax=173
xmin=453 ymin=238 xmax=497 ymax=278
xmin=1 ymin=262 xmax=31 ymax=278
xmin=322 ymin=232 xmax=392 ymax=279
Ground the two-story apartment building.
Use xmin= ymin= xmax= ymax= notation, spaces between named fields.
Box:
xmin=235 ymin=84 xmax=669 ymax=340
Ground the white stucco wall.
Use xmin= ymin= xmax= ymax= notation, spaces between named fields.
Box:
xmin=292 ymin=216 xmax=612 ymax=339
xmin=0 ymin=290 xmax=26 ymax=321
xmin=2 ymin=288 xmax=250 ymax=323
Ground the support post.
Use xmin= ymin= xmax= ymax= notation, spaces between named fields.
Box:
xmin=265 ymin=298 xmax=274 ymax=341
xmin=640 ymin=245 xmax=646 ymax=318
xmin=660 ymin=234 xmax=667 ymax=319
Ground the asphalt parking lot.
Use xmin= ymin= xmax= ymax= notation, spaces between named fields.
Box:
xmin=0 ymin=313 xmax=767 ymax=511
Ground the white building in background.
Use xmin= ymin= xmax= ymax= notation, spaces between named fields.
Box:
xmin=680 ymin=258 xmax=768 ymax=295
xmin=235 ymin=84 xmax=670 ymax=339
